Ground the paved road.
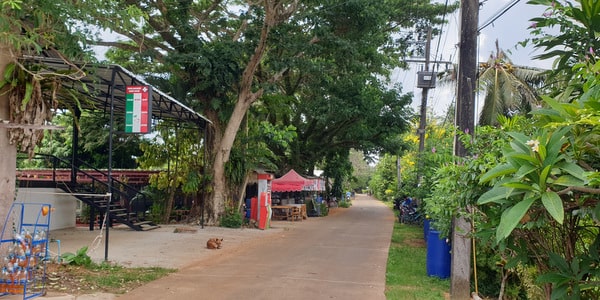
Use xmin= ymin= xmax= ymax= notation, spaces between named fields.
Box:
xmin=120 ymin=194 xmax=395 ymax=300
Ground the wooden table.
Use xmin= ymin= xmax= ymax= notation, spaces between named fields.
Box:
xmin=271 ymin=205 xmax=293 ymax=221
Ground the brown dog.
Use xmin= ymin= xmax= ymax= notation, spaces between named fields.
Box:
xmin=206 ymin=238 xmax=223 ymax=249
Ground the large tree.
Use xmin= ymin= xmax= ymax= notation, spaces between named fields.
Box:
xmin=253 ymin=0 xmax=452 ymax=181
xmin=65 ymin=0 xmax=299 ymax=223
xmin=75 ymin=0 xmax=453 ymax=223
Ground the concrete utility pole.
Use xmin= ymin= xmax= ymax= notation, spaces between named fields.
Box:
xmin=416 ymin=28 xmax=435 ymax=184
xmin=417 ymin=28 xmax=432 ymax=155
xmin=452 ymin=0 xmax=478 ymax=299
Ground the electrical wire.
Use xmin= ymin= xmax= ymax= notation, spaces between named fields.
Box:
xmin=428 ymin=0 xmax=452 ymax=113
xmin=431 ymin=0 xmax=451 ymax=74
xmin=478 ymin=0 xmax=522 ymax=32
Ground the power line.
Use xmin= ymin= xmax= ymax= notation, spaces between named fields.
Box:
xmin=432 ymin=0 xmax=452 ymax=74
xmin=478 ymin=0 xmax=522 ymax=32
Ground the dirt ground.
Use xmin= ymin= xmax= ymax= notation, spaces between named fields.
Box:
xmin=48 ymin=222 xmax=288 ymax=270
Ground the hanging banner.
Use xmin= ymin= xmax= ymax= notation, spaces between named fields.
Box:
xmin=125 ymin=85 xmax=152 ymax=133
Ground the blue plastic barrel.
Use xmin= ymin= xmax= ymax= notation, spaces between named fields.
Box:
xmin=426 ymin=230 xmax=451 ymax=279
xmin=423 ymin=219 xmax=430 ymax=242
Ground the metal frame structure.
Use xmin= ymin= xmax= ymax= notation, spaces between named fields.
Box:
xmin=22 ymin=56 xmax=211 ymax=129
xmin=18 ymin=56 xmax=212 ymax=261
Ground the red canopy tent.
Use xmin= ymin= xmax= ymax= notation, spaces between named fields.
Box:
xmin=271 ymin=169 xmax=311 ymax=192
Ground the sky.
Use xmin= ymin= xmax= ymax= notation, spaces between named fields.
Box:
xmin=396 ymin=0 xmax=552 ymax=117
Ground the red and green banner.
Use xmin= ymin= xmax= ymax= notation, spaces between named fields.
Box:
xmin=125 ymin=86 xmax=152 ymax=133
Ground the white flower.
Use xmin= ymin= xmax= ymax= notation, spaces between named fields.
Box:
xmin=526 ymin=139 xmax=540 ymax=152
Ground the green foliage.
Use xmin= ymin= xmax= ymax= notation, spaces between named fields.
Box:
xmin=32 ymin=112 xmax=143 ymax=169
xmin=403 ymin=119 xmax=455 ymax=201
xmin=226 ymin=120 xmax=295 ymax=188
xmin=517 ymin=264 xmax=546 ymax=299
xmin=368 ymin=154 xmax=399 ymax=200
xmin=322 ymin=151 xmax=354 ymax=200
xmin=0 ymin=0 xmax=92 ymax=59
xmin=53 ymin=260 xmax=175 ymax=294
xmin=219 ymin=203 xmax=243 ymax=228
xmin=88 ymin=263 xmax=175 ymax=292
xmin=147 ymin=201 xmax=165 ymax=224
xmin=466 ymin=1 xmax=600 ymax=295
xmin=418 ymin=119 xmax=534 ymax=298
xmin=537 ymin=248 xmax=600 ymax=300
xmin=0 ymin=0 xmax=95 ymax=157
xmin=424 ymin=122 xmax=518 ymax=238
xmin=348 ymin=150 xmax=375 ymax=192
xmin=137 ymin=122 xmax=207 ymax=222
xmin=476 ymin=44 xmax=545 ymax=127
xmin=61 ymin=246 xmax=92 ymax=267
xmin=473 ymin=245 xmax=528 ymax=299
xmin=257 ymin=0 xmax=453 ymax=184
xmin=526 ymin=0 xmax=600 ymax=88
xmin=319 ymin=203 xmax=329 ymax=216
xmin=338 ymin=200 xmax=351 ymax=208
xmin=424 ymin=163 xmax=467 ymax=237
xmin=478 ymin=126 xmax=586 ymax=242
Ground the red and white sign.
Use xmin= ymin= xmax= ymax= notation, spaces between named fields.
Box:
xmin=125 ymin=86 xmax=151 ymax=133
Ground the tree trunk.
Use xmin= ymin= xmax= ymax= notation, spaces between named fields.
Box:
xmin=0 ymin=45 xmax=16 ymax=234
xmin=209 ymin=94 xmax=254 ymax=223
xmin=202 ymin=109 xmax=221 ymax=225
xmin=163 ymin=184 xmax=177 ymax=224
xmin=207 ymin=7 xmax=278 ymax=223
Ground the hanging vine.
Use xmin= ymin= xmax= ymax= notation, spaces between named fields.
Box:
xmin=0 ymin=55 xmax=85 ymax=157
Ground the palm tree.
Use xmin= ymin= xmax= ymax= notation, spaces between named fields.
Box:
xmin=476 ymin=40 xmax=546 ymax=126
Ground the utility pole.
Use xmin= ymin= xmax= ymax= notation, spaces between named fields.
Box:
xmin=416 ymin=28 xmax=434 ymax=183
xmin=417 ymin=28 xmax=432 ymax=154
xmin=452 ymin=0 xmax=478 ymax=299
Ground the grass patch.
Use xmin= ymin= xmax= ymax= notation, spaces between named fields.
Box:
xmin=386 ymin=221 xmax=450 ymax=299
xmin=46 ymin=262 xmax=176 ymax=295
xmin=88 ymin=263 xmax=173 ymax=290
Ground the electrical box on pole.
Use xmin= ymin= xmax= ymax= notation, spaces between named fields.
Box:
xmin=417 ymin=71 xmax=436 ymax=88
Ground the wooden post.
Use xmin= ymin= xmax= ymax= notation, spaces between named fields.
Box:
xmin=452 ymin=0 xmax=478 ymax=298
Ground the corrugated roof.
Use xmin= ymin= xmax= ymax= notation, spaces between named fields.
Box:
xmin=22 ymin=56 xmax=211 ymax=129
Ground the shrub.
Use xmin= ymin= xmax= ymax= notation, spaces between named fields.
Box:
xmin=219 ymin=205 xmax=243 ymax=228
xmin=338 ymin=201 xmax=351 ymax=208
xmin=62 ymin=246 xmax=93 ymax=266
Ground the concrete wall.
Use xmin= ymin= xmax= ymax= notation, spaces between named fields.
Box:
xmin=15 ymin=188 xmax=78 ymax=230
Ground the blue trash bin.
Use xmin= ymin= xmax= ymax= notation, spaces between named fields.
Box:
xmin=426 ymin=230 xmax=451 ymax=279
xmin=423 ymin=219 xmax=430 ymax=242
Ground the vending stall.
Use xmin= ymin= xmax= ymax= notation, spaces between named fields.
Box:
xmin=246 ymin=171 xmax=273 ymax=230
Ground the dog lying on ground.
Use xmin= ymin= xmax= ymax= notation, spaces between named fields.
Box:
xmin=206 ymin=238 xmax=223 ymax=249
